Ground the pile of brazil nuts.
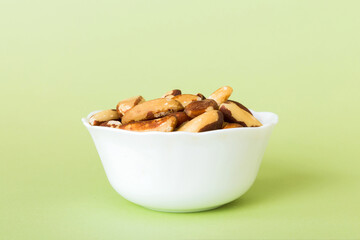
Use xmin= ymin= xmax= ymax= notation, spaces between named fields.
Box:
xmin=89 ymin=86 xmax=262 ymax=133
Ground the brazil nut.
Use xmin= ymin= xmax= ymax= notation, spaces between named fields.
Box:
xmin=208 ymin=86 xmax=233 ymax=105
xmin=116 ymin=95 xmax=145 ymax=117
xmin=172 ymin=94 xmax=202 ymax=107
xmin=118 ymin=115 xmax=177 ymax=132
xmin=162 ymin=89 xmax=182 ymax=99
xmin=99 ymin=120 xmax=122 ymax=128
xmin=121 ymin=98 xmax=183 ymax=124
xmin=222 ymin=122 xmax=243 ymax=129
xmin=88 ymin=86 xmax=265 ymax=132
xmin=197 ymin=93 xmax=206 ymax=100
xmin=184 ymin=99 xmax=218 ymax=118
xmin=169 ymin=111 xmax=191 ymax=127
xmin=177 ymin=110 xmax=224 ymax=132
xmin=89 ymin=109 xmax=120 ymax=126
xmin=219 ymin=100 xmax=262 ymax=127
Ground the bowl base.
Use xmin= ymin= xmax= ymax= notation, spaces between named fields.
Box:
xmin=144 ymin=204 xmax=223 ymax=213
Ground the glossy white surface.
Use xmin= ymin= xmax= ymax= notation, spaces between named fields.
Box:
xmin=82 ymin=110 xmax=278 ymax=212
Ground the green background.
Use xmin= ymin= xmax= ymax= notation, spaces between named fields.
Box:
xmin=1 ymin=0 xmax=359 ymax=239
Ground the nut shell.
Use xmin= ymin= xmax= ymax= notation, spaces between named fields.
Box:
xmin=184 ymin=99 xmax=218 ymax=118
xmin=89 ymin=109 xmax=120 ymax=126
xmin=116 ymin=96 xmax=145 ymax=117
xmin=121 ymin=98 xmax=183 ymax=124
xmin=172 ymin=94 xmax=202 ymax=107
xmin=118 ymin=115 xmax=177 ymax=132
xmin=219 ymin=100 xmax=262 ymax=127
xmin=177 ymin=110 xmax=224 ymax=133
xmin=208 ymin=86 xmax=233 ymax=105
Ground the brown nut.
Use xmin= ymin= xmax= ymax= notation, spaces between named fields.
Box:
xmin=116 ymin=95 xmax=145 ymax=117
xmin=219 ymin=100 xmax=262 ymax=127
xmin=172 ymin=94 xmax=202 ymax=107
xmin=208 ymin=86 xmax=233 ymax=105
xmin=118 ymin=115 xmax=177 ymax=132
xmin=177 ymin=110 xmax=224 ymax=133
xmin=176 ymin=120 xmax=189 ymax=130
xmin=89 ymin=109 xmax=120 ymax=126
xmin=162 ymin=89 xmax=182 ymax=99
xmin=223 ymin=122 xmax=243 ymax=129
xmin=169 ymin=111 xmax=191 ymax=127
xmin=99 ymin=120 xmax=122 ymax=128
xmin=197 ymin=93 xmax=206 ymax=100
xmin=121 ymin=98 xmax=184 ymax=124
xmin=184 ymin=99 xmax=218 ymax=118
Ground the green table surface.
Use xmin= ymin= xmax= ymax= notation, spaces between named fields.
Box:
xmin=1 ymin=0 xmax=360 ymax=239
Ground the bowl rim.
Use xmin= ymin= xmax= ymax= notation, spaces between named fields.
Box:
xmin=82 ymin=110 xmax=278 ymax=136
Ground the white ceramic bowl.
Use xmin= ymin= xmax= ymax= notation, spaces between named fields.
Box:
xmin=82 ymin=110 xmax=278 ymax=212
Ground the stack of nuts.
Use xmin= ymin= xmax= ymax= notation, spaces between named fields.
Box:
xmin=89 ymin=86 xmax=262 ymax=132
